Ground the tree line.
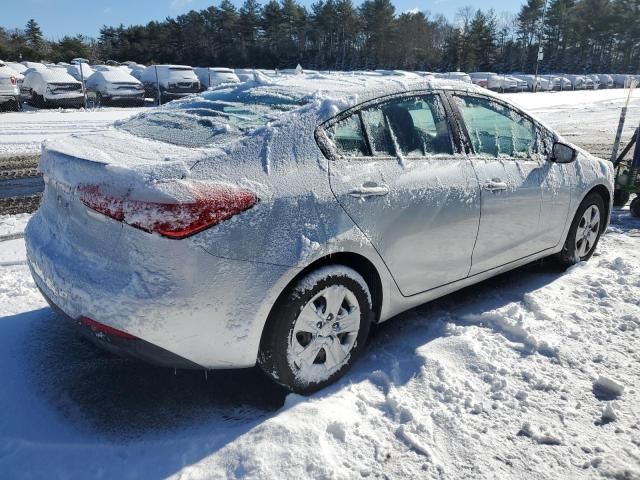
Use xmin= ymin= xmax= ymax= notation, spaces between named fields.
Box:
xmin=1 ymin=0 xmax=638 ymax=74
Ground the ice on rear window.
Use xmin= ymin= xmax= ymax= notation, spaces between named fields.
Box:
xmin=117 ymin=88 xmax=306 ymax=148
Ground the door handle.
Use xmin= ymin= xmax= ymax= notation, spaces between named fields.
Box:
xmin=483 ymin=180 xmax=508 ymax=192
xmin=348 ymin=183 xmax=390 ymax=198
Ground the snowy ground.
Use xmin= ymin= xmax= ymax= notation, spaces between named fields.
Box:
xmin=1 ymin=89 xmax=639 ymax=479
xmin=0 ymin=106 xmax=143 ymax=157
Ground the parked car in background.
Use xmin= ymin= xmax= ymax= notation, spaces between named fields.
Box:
xmin=66 ymin=63 xmax=94 ymax=84
xmin=235 ymin=68 xmax=256 ymax=82
xmin=435 ymin=72 xmax=473 ymax=83
xmin=6 ymin=62 xmax=27 ymax=76
xmin=21 ymin=61 xmax=47 ymax=70
xmin=586 ymin=74 xmax=601 ymax=89
xmin=539 ymin=75 xmax=561 ymax=90
xmin=469 ymin=72 xmax=496 ymax=89
xmin=71 ymin=58 xmax=89 ymax=65
xmin=612 ymin=74 xmax=635 ymax=88
xmin=563 ymin=74 xmax=586 ymax=90
xmin=512 ymin=74 xmax=546 ymax=91
xmin=597 ymin=74 xmax=614 ymax=88
xmin=140 ymin=65 xmax=200 ymax=104
xmin=194 ymin=67 xmax=240 ymax=91
xmin=0 ymin=62 xmax=21 ymax=111
xmin=86 ymin=68 xmax=145 ymax=106
xmin=22 ymin=69 xmax=84 ymax=108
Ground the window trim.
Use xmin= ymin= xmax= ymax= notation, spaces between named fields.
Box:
xmin=444 ymin=90 xmax=555 ymax=159
xmin=315 ymin=89 xmax=463 ymax=162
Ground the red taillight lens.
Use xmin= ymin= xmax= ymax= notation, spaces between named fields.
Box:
xmin=79 ymin=316 xmax=138 ymax=339
xmin=10 ymin=75 xmax=16 ymax=86
xmin=79 ymin=182 xmax=257 ymax=239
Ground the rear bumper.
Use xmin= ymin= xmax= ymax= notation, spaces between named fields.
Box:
xmin=25 ymin=209 xmax=295 ymax=369
xmin=36 ymin=282 xmax=202 ymax=369
xmin=43 ymin=96 xmax=84 ymax=107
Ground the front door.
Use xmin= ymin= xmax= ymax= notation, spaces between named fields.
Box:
xmin=322 ymin=93 xmax=481 ymax=296
xmin=450 ymin=94 xmax=547 ymax=274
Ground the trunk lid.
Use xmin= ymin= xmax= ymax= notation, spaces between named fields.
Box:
xmin=37 ymin=129 xmax=210 ymax=262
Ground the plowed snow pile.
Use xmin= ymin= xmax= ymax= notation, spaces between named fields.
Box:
xmin=0 ymin=88 xmax=639 ymax=479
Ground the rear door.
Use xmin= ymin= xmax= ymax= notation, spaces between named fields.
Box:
xmin=449 ymin=93 xmax=555 ymax=274
xmin=321 ymin=92 xmax=481 ymax=296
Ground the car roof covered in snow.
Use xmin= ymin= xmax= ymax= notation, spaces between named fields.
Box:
xmin=182 ymin=71 xmax=487 ymax=119
xmin=94 ymin=68 xmax=141 ymax=83
xmin=35 ymin=69 xmax=81 ymax=83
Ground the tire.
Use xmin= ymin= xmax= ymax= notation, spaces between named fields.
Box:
xmin=556 ymin=192 xmax=606 ymax=266
xmin=96 ymin=92 xmax=103 ymax=107
xmin=630 ymin=196 xmax=640 ymax=218
xmin=613 ymin=189 xmax=630 ymax=207
xmin=31 ymin=93 xmax=44 ymax=108
xmin=258 ymin=265 xmax=374 ymax=394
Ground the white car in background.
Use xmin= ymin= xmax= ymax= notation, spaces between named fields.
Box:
xmin=22 ymin=69 xmax=84 ymax=108
xmin=86 ymin=68 xmax=145 ymax=106
xmin=194 ymin=67 xmax=240 ymax=91
xmin=469 ymin=72 xmax=497 ymax=90
xmin=21 ymin=61 xmax=47 ymax=70
xmin=597 ymin=74 xmax=614 ymax=88
xmin=564 ymin=75 xmax=588 ymax=90
xmin=0 ymin=61 xmax=21 ymax=111
xmin=140 ymin=65 xmax=200 ymax=104
xmin=66 ymin=63 xmax=94 ymax=84
xmin=435 ymin=72 xmax=473 ymax=83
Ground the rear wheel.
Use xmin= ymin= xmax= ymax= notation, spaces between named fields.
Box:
xmin=556 ymin=193 xmax=605 ymax=266
xmin=258 ymin=266 xmax=373 ymax=394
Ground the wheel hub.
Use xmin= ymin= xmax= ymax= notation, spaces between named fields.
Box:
xmin=289 ymin=285 xmax=361 ymax=381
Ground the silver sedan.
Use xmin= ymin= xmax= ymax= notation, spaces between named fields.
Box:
xmin=26 ymin=75 xmax=613 ymax=393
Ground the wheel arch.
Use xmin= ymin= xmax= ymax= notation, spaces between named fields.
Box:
xmin=583 ymin=183 xmax=612 ymax=233
xmin=258 ymin=252 xmax=384 ymax=353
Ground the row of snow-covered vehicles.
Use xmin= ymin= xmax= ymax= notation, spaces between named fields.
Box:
xmin=461 ymin=71 xmax=639 ymax=92
xmin=1 ymin=58 xmax=639 ymax=111
xmin=0 ymin=59 xmax=244 ymax=110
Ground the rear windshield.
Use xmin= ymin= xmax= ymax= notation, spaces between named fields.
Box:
xmin=117 ymin=89 xmax=305 ymax=148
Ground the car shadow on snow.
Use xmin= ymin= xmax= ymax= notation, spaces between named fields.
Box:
xmin=17 ymin=309 xmax=287 ymax=438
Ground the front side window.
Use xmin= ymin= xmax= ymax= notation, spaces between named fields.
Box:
xmin=454 ymin=95 xmax=537 ymax=158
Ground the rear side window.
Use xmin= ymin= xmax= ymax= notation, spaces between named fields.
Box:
xmin=325 ymin=114 xmax=368 ymax=157
xmin=454 ymin=95 xmax=537 ymax=158
xmin=326 ymin=94 xmax=453 ymax=158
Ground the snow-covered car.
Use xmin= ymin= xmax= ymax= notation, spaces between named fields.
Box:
xmin=511 ymin=74 xmax=546 ymax=92
xmin=235 ymin=68 xmax=256 ymax=82
xmin=0 ymin=62 xmax=21 ymax=111
xmin=85 ymin=68 xmax=145 ymax=106
xmin=469 ymin=72 xmax=497 ymax=90
xmin=194 ymin=67 xmax=240 ymax=91
xmin=21 ymin=61 xmax=47 ymax=70
xmin=25 ymin=75 xmax=614 ymax=393
xmin=597 ymin=74 xmax=614 ymax=88
xmin=66 ymin=63 xmax=94 ymax=84
xmin=22 ymin=69 xmax=84 ymax=108
xmin=564 ymin=75 xmax=588 ymax=90
xmin=540 ymin=75 xmax=562 ymax=91
xmin=612 ymin=74 xmax=634 ymax=88
xmin=140 ymin=65 xmax=200 ymax=104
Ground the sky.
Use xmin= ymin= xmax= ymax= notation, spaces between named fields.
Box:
xmin=4 ymin=0 xmax=524 ymax=40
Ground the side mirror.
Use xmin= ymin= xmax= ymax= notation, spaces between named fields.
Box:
xmin=552 ymin=141 xmax=577 ymax=164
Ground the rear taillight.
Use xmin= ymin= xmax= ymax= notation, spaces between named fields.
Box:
xmin=79 ymin=181 xmax=257 ymax=239
xmin=80 ymin=316 xmax=138 ymax=339
xmin=10 ymin=75 xmax=16 ymax=86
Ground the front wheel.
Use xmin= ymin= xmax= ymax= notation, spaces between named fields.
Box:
xmin=556 ymin=193 xmax=605 ymax=266
xmin=258 ymin=266 xmax=373 ymax=394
